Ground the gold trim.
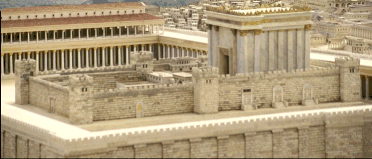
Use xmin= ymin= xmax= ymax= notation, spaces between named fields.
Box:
xmin=304 ymin=24 xmax=312 ymax=31
xmin=269 ymin=30 xmax=274 ymax=33
xmin=254 ymin=29 xmax=262 ymax=35
xmin=278 ymin=30 xmax=284 ymax=32
xmin=288 ymin=29 xmax=293 ymax=31
xmin=297 ymin=28 xmax=303 ymax=31
xmin=240 ymin=30 xmax=248 ymax=36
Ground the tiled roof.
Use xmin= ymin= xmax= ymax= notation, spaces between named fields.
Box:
xmin=1 ymin=13 xmax=163 ymax=29
xmin=1 ymin=2 xmax=145 ymax=14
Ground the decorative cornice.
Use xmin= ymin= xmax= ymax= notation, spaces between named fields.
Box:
xmin=254 ymin=29 xmax=262 ymax=35
xmin=297 ymin=28 xmax=303 ymax=31
xmin=269 ymin=30 xmax=275 ymax=33
xmin=206 ymin=5 xmax=311 ymax=16
xmin=240 ymin=30 xmax=248 ymax=36
xmin=304 ymin=24 xmax=312 ymax=31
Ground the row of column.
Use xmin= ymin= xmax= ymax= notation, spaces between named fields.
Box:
xmin=361 ymin=75 xmax=372 ymax=100
xmin=156 ymin=44 xmax=207 ymax=60
xmin=1 ymin=44 xmax=207 ymax=76
xmin=1 ymin=24 xmax=165 ymax=44
xmin=351 ymin=27 xmax=372 ymax=40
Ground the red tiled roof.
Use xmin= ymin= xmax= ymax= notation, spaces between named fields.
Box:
xmin=1 ymin=2 xmax=145 ymax=14
xmin=1 ymin=13 xmax=163 ymax=29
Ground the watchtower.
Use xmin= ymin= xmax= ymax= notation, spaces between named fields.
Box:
xmin=69 ymin=74 xmax=94 ymax=125
xmin=15 ymin=59 xmax=36 ymax=105
xmin=192 ymin=66 xmax=219 ymax=114
xmin=335 ymin=57 xmax=361 ymax=102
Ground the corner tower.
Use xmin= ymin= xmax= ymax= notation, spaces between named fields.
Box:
xmin=335 ymin=57 xmax=361 ymax=102
xmin=69 ymin=74 xmax=94 ymax=125
xmin=192 ymin=66 xmax=219 ymax=114
xmin=14 ymin=59 xmax=36 ymax=105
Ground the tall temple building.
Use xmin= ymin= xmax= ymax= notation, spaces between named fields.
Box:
xmin=1 ymin=2 xmax=372 ymax=159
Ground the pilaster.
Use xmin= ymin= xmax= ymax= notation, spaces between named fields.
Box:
xmin=272 ymin=129 xmax=284 ymax=158
xmin=278 ymin=30 xmax=284 ymax=70
xmin=304 ymin=28 xmax=310 ymax=68
xmin=237 ymin=30 xmax=247 ymax=73
xmin=297 ymin=28 xmax=304 ymax=69
xmin=254 ymin=29 xmax=261 ymax=72
xmin=189 ymin=138 xmax=202 ymax=158
xmin=287 ymin=29 xmax=294 ymax=71
xmin=217 ymin=135 xmax=229 ymax=158
xmin=298 ymin=126 xmax=309 ymax=158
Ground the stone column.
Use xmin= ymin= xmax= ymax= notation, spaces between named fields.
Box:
xmin=87 ymin=29 xmax=89 ymax=39
xmin=304 ymin=25 xmax=311 ymax=69
xmin=217 ymin=135 xmax=230 ymax=158
xmin=10 ymin=33 xmax=13 ymax=44
xmin=172 ymin=46 xmax=175 ymax=58
xmin=254 ymin=29 xmax=261 ymax=72
xmin=298 ymin=126 xmax=309 ymax=158
xmin=244 ymin=132 xmax=256 ymax=158
xmin=158 ymin=44 xmax=161 ymax=60
xmin=168 ymin=45 xmax=171 ymax=59
xmin=35 ymin=51 xmax=39 ymax=72
xmin=135 ymin=26 xmax=137 ymax=36
xmin=103 ymin=28 xmax=105 ymax=38
xmin=94 ymin=28 xmax=97 ymax=39
xmin=70 ymin=30 xmax=73 ymax=40
xmin=163 ymin=45 xmax=166 ymax=59
xmin=53 ymin=50 xmax=56 ymax=70
xmin=297 ymin=28 xmax=304 ymax=69
xmin=62 ymin=30 xmax=65 ymax=40
xmin=118 ymin=27 xmax=121 ymax=37
xmin=367 ymin=77 xmax=370 ymax=100
xmin=1 ymin=33 xmax=3 ymax=44
xmin=134 ymin=45 xmax=137 ymax=52
xmin=27 ymin=52 xmax=31 ymax=59
xmin=182 ymin=48 xmax=185 ymax=57
xmin=149 ymin=44 xmax=152 ymax=52
xmin=19 ymin=32 xmax=22 ymax=43
xmin=61 ymin=50 xmax=65 ymax=70
xmin=53 ymin=30 xmax=56 ymax=42
xmin=44 ymin=51 xmax=48 ymax=71
xmin=94 ymin=48 xmax=97 ymax=68
xmin=272 ymin=129 xmax=284 ymax=158
xmin=69 ymin=49 xmax=73 ymax=70
xmin=126 ymin=46 xmax=129 ymax=65
xmin=142 ymin=25 xmax=145 ymax=36
xmin=45 ymin=31 xmax=47 ymax=42
xmin=77 ymin=48 xmax=81 ymax=69
xmin=118 ymin=46 xmax=122 ymax=66
xmin=86 ymin=48 xmax=89 ymax=68
xmin=127 ymin=27 xmax=129 ymax=37
xmin=78 ymin=29 xmax=81 ymax=40
xmin=1 ymin=54 xmax=4 ymax=76
xmin=36 ymin=32 xmax=39 ymax=42
xmin=269 ymin=30 xmax=275 ymax=71
xmin=142 ymin=44 xmax=145 ymax=51
xmin=278 ymin=30 xmax=284 ymax=70
xmin=101 ymin=47 xmax=105 ymax=67
xmin=238 ymin=30 xmax=248 ymax=73
xmin=110 ymin=46 xmax=114 ymax=67
xmin=27 ymin=32 xmax=30 ymax=43
xmin=111 ymin=27 xmax=113 ymax=38
xmin=288 ymin=29 xmax=294 ymax=71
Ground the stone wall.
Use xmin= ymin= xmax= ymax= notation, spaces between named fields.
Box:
xmin=325 ymin=126 xmax=363 ymax=158
xmin=363 ymin=122 xmax=372 ymax=158
xmin=93 ymin=84 xmax=194 ymax=121
xmin=29 ymin=77 xmax=69 ymax=117
xmin=88 ymin=71 xmax=145 ymax=92
xmin=219 ymin=68 xmax=340 ymax=109
xmin=308 ymin=126 xmax=326 ymax=158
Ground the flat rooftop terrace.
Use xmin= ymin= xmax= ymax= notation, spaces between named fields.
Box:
xmin=2 ymin=79 xmax=372 ymax=141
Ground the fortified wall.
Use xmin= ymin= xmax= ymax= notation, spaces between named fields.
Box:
xmin=14 ymin=56 xmax=362 ymax=125
xmin=1 ymin=106 xmax=371 ymax=158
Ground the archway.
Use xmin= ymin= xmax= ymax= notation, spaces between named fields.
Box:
xmin=336 ymin=3 xmax=339 ymax=8
xmin=341 ymin=3 xmax=345 ymax=8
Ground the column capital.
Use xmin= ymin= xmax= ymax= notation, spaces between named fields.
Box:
xmin=77 ymin=48 xmax=81 ymax=51
xmin=304 ymin=24 xmax=312 ymax=31
xmin=239 ymin=30 xmax=248 ymax=36
xmin=254 ymin=29 xmax=262 ymax=35
xmin=297 ymin=28 xmax=303 ymax=31
xmin=9 ymin=52 xmax=14 ymax=55
xmin=110 ymin=46 xmax=113 ymax=49
xmin=52 ymin=50 xmax=56 ymax=53
xmin=269 ymin=30 xmax=275 ymax=32
xmin=278 ymin=30 xmax=284 ymax=32
xmin=94 ymin=47 xmax=98 ymax=50
xmin=86 ymin=48 xmax=90 ymax=50
xmin=27 ymin=52 xmax=32 ymax=55
xmin=35 ymin=51 xmax=40 ymax=54
xmin=125 ymin=45 xmax=129 ymax=48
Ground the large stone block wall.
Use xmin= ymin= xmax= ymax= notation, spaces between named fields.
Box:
xmin=245 ymin=131 xmax=273 ymax=158
xmin=325 ymin=126 xmax=363 ymax=158
xmin=134 ymin=143 xmax=162 ymax=158
xmin=17 ymin=136 xmax=28 ymax=158
xmin=29 ymin=77 xmax=69 ymax=117
xmin=88 ymin=71 xmax=145 ymax=92
xmin=219 ymin=72 xmax=340 ymax=109
xmin=363 ymin=122 xmax=372 ymax=158
xmin=190 ymin=137 xmax=218 ymax=158
xmin=308 ymin=126 xmax=326 ymax=158
xmin=93 ymin=85 xmax=193 ymax=121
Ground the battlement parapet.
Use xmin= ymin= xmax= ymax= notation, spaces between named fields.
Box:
xmin=94 ymin=82 xmax=193 ymax=98
xmin=69 ymin=74 xmax=93 ymax=87
xmin=219 ymin=67 xmax=340 ymax=82
xmin=30 ymin=76 xmax=69 ymax=92
xmin=192 ymin=66 xmax=219 ymax=78
xmin=335 ymin=57 xmax=360 ymax=68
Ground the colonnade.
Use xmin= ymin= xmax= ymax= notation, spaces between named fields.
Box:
xmin=156 ymin=43 xmax=207 ymax=60
xmin=351 ymin=27 xmax=372 ymax=40
xmin=1 ymin=24 xmax=164 ymax=44
xmin=361 ymin=75 xmax=372 ymax=100
xmin=1 ymin=43 xmax=207 ymax=76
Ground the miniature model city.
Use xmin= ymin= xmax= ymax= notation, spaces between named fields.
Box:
xmin=1 ymin=1 xmax=372 ymax=159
